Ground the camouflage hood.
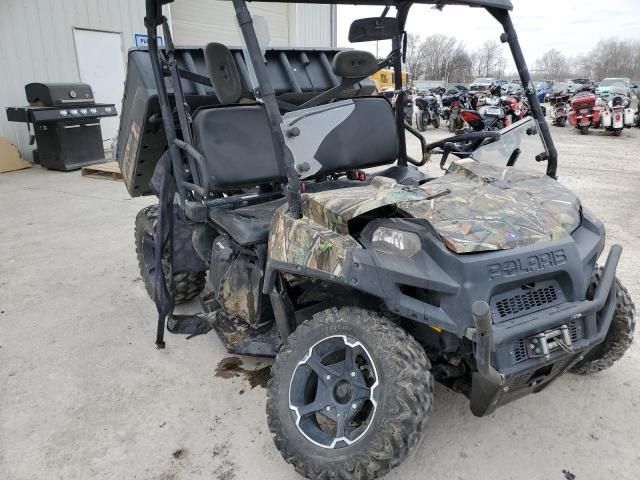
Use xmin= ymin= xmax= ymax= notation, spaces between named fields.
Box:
xmin=302 ymin=159 xmax=581 ymax=254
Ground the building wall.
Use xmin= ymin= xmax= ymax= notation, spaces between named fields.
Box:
xmin=0 ymin=0 xmax=147 ymax=159
xmin=0 ymin=0 xmax=336 ymax=160
xmin=169 ymin=0 xmax=336 ymax=48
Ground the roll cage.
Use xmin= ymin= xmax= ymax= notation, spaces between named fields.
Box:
xmin=143 ymin=0 xmax=557 ymax=221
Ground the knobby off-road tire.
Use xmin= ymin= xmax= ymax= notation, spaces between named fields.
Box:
xmin=134 ymin=205 xmax=205 ymax=304
xmin=266 ymin=307 xmax=434 ymax=480
xmin=416 ymin=111 xmax=426 ymax=132
xmin=571 ymin=267 xmax=636 ymax=375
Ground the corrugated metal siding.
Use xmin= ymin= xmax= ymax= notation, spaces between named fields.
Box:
xmin=0 ymin=0 xmax=147 ymax=159
xmin=293 ymin=4 xmax=336 ymax=48
xmin=170 ymin=1 xmax=334 ymax=47
xmin=171 ymin=0 xmax=291 ymax=46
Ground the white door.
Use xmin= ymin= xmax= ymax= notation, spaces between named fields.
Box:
xmin=73 ymin=29 xmax=125 ymax=147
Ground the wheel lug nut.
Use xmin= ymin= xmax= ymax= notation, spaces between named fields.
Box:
xmin=351 ymin=403 xmax=357 ymax=409
xmin=350 ymin=371 xmax=356 ymax=377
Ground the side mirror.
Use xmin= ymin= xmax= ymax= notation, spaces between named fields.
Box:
xmin=348 ymin=17 xmax=399 ymax=43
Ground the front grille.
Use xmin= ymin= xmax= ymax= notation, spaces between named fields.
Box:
xmin=512 ymin=339 xmax=528 ymax=364
xmin=568 ymin=321 xmax=579 ymax=342
xmin=495 ymin=285 xmax=558 ymax=319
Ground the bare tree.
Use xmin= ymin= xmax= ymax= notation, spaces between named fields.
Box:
xmin=419 ymin=34 xmax=472 ymax=83
xmin=572 ymin=54 xmax=593 ymax=79
xmin=534 ymin=48 xmax=569 ymax=80
xmin=587 ymin=38 xmax=640 ymax=80
xmin=405 ymin=33 xmax=427 ymax=82
xmin=474 ymin=40 xmax=503 ymax=77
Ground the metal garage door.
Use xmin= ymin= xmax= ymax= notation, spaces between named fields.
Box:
xmin=170 ymin=0 xmax=292 ymax=46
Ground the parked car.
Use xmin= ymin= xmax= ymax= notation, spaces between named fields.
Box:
xmin=501 ymin=82 xmax=522 ymax=96
xmin=596 ymin=78 xmax=634 ymax=99
xmin=536 ymin=81 xmax=553 ymax=102
xmin=468 ymin=77 xmax=495 ymax=92
xmin=448 ymin=83 xmax=469 ymax=93
xmin=414 ymin=80 xmax=446 ymax=95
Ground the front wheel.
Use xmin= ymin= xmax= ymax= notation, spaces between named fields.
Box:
xmin=448 ymin=117 xmax=457 ymax=133
xmin=432 ymin=114 xmax=441 ymax=129
xmin=416 ymin=111 xmax=426 ymax=132
xmin=556 ymin=116 xmax=567 ymax=127
xmin=613 ymin=128 xmax=622 ymax=136
xmin=267 ymin=307 xmax=433 ymax=480
xmin=580 ymin=125 xmax=589 ymax=135
xmin=571 ymin=268 xmax=635 ymax=374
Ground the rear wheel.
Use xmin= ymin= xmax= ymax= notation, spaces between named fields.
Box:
xmin=613 ymin=128 xmax=622 ymax=136
xmin=580 ymin=125 xmax=589 ymax=135
xmin=134 ymin=205 xmax=206 ymax=303
xmin=432 ymin=115 xmax=441 ymax=129
xmin=556 ymin=116 xmax=566 ymax=127
xmin=267 ymin=307 xmax=433 ymax=480
xmin=571 ymin=267 xmax=635 ymax=375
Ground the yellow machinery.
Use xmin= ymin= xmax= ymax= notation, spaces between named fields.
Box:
xmin=370 ymin=68 xmax=408 ymax=91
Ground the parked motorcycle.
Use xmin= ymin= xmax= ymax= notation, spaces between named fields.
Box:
xmin=502 ymin=94 xmax=527 ymax=125
xmin=459 ymin=102 xmax=506 ymax=131
xmin=380 ymin=86 xmax=414 ymax=126
xmin=599 ymin=92 xmax=634 ymax=136
xmin=549 ymin=92 xmax=571 ymax=127
xmin=443 ymin=92 xmax=476 ymax=132
xmin=415 ymin=89 xmax=441 ymax=131
xmin=568 ymin=87 xmax=600 ymax=135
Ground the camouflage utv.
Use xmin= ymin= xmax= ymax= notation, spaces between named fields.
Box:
xmin=117 ymin=0 xmax=635 ymax=478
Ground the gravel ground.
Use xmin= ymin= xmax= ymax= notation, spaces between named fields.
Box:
xmin=1 ymin=117 xmax=639 ymax=480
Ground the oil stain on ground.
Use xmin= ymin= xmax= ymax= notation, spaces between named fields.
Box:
xmin=215 ymin=357 xmax=271 ymax=388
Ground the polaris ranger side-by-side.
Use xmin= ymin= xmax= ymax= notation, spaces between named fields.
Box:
xmin=116 ymin=1 xmax=635 ymax=478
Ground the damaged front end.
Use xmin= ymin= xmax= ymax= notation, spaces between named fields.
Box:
xmin=266 ymin=152 xmax=620 ymax=416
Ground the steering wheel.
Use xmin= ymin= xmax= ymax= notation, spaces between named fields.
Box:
xmin=425 ymin=130 xmax=501 ymax=170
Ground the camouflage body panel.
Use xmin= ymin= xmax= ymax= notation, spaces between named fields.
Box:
xmin=268 ymin=159 xmax=581 ymax=275
xmin=398 ymin=159 xmax=581 ymax=253
xmin=269 ymin=207 xmax=362 ymax=277
xmin=302 ymin=177 xmax=427 ymax=234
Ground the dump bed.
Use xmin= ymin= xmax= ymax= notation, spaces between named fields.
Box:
xmin=116 ymin=46 xmax=374 ymax=197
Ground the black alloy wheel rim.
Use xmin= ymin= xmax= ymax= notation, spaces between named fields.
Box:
xmin=288 ymin=335 xmax=380 ymax=449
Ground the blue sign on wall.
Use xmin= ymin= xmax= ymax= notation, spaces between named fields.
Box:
xmin=135 ymin=34 xmax=164 ymax=48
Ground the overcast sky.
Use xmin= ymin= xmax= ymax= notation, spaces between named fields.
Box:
xmin=337 ymin=1 xmax=640 ymax=71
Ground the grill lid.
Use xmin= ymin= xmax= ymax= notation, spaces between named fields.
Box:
xmin=25 ymin=83 xmax=94 ymax=106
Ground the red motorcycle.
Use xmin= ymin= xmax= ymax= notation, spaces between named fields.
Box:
xmin=501 ymin=94 xmax=527 ymax=126
xmin=568 ymin=88 xmax=601 ymax=135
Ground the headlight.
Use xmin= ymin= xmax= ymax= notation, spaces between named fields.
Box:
xmin=372 ymin=227 xmax=421 ymax=257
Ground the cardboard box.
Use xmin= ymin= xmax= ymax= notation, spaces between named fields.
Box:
xmin=0 ymin=137 xmax=31 ymax=173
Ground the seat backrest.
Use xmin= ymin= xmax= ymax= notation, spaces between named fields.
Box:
xmin=192 ymin=104 xmax=285 ymax=190
xmin=282 ymin=97 xmax=398 ymax=179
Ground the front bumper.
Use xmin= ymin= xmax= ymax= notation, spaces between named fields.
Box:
xmin=468 ymin=244 xmax=620 ymax=416
xmin=344 ymin=212 xmax=618 ymax=416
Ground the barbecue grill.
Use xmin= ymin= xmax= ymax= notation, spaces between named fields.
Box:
xmin=6 ymin=82 xmax=117 ymax=171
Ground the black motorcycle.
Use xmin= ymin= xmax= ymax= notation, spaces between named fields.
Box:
xmin=415 ymin=89 xmax=442 ymax=131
